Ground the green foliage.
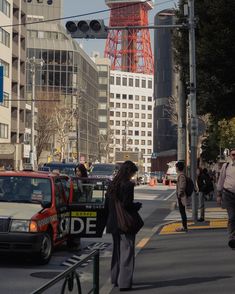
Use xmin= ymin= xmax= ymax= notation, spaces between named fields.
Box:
xmin=174 ymin=0 xmax=235 ymax=120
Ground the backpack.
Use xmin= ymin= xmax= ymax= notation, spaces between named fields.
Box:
xmin=185 ymin=176 xmax=194 ymax=197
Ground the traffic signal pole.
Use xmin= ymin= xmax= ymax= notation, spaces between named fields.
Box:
xmin=188 ymin=0 xmax=198 ymax=222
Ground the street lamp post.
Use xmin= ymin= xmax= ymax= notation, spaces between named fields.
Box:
xmin=86 ymin=108 xmax=96 ymax=162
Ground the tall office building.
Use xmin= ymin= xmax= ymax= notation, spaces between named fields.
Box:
xmin=109 ymin=71 xmax=154 ymax=172
xmin=0 ymin=0 xmax=29 ymax=170
xmin=92 ymin=53 xmax=111 ymax=163
xmin=153 ymin=10 xmax=178 ymax=171
xmin=26 ymin=0 xmax=99 ymax=163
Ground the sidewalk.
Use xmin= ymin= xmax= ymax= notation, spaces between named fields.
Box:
xmin=110 ymin=200 xmax=234 ymax=294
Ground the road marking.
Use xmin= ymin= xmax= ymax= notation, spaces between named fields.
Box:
xmin=136 ymin=238 xmax=149 ymax=249
xmin=163 ymin=190 xmax=176 ymax=201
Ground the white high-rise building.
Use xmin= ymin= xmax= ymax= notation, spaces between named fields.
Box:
xmin=109 ymin=71 xmax=154 ymax=172
xmin=0 ymin=0 xmax=12 ymax=167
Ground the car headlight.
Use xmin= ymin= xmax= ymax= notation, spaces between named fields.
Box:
xmin=10 ymin=220 xmax=38 ymax=232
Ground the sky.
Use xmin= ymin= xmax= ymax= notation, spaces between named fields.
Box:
xmin=63 ymin=0 xmax=178 ymax=57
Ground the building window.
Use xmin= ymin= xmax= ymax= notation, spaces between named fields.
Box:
xmin=148 ymin=122 xmax=152 ymax=128
xmin=135 ymin=122 xmax=139 ymax=127
xmin=116 ymin=102 xmax=120 ymax=108
xmin=128 ymin=130 xmax=133 ymax=135
xmin=135 ymin=131 xmax=139 ymax=136
xmin=116 ymin=130 xmax=120 ymax=135
xmin=141 ymin=79 xmax=146 ymax=88
xmin=0 ymin=92 xmax=9 ymax=108
xmin=122 ymin=112 xmax=127 ymax=117
xmin=98 ymin=103 xmax=107 ymax=110
xmin=110 ymin=111 xmax=114 ymax=117
xmin=148 ymin=80 xmax=152 ymax=89
xmin=148 ymin=96 xmax=152 ymax=102
xmin=135 ymin=104 xmax=139 ymax=110
xmin=99 ymin=90 xmax=107 ymax=97
xmin=128 ymin=94 xmax=133 ymax=100
xmin=135 ymin=113 xmax=139 ymax=118
xmin=0 ymin=27 xmax=10 ymax=47
xmin=141 ymin=113 xmax=146 ymax=119
xmin=110 ymin=93 xmax=114 ymax=98
xmin=116 ymin=120 xmax=120 ymax=126
xmin=141 ymin=131 xmax=145 ymax=136
xmin=141 ymin=122 xmax=146 ymax=127
xmin=129 ymin=78 xmax=133 ymax=86
xmin=128 ymin=104 xmax=133 ymax=109
xmin=148 ymin=114 xmax=152 ymax=119
xmin=116 ymin=77 xmax=121 ymax=85
xmin=116 ymin=93 xmax=120 ymax=99
xmin=128 ymin=112 xmax=133 ymax=118
xmin=110 ymin=102 xmax=114 ymax=108
xmin=147 ymin=149 xmax=152 ymax=154
xmin=148 ymin=105 xmax=152 ymax=110
xmin=0 ymin=0 xmax=10 ymax=17
xmin=0 ymin=59 xmax=9 ymax=77
xmin=116 ymin=112 xmax=120 ymax=117
xmin=134 ymin=139 xmax=139 ymax=144
xmin=122 ymin=94 xmax=127 ymax=99
xmin=135 ymin=95 xmax=139 ymax=101
xmin=99 ymin=77 xmax=108 ymax=84
xmin=122 ymin=103 xmax=127 ymax=108
xmin=148 ymin=131 xmax=152 ymax=136
xmin=148 ymin=140 xmax=152 ymax=145
xmin=141 ymin=105 xmax=146 ymax=110
xmin=122 ymin=77 xmax=127 ymax=86
xmin=110 ymin=120 xmax=114 ymax=125
xmin=116 ymin=139 xmax=120 ymax=144
xmin=141 ymin=140 xmax=145 ymax=145
xmin=110 ymin=76 xmax=114 ymax=84
xmin=141 ymin=96 xmax=146 ymax=101
xmin=98 ymin=116 xmax=107 ymax=122
xmin=135 ymin=79 xmax=139 ymax=87
xmin=0 ymin=123 xmax=8 ymax=139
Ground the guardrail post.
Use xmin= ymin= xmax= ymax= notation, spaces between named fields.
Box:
xmin=93 ymin=250 xmax=100 ymax=294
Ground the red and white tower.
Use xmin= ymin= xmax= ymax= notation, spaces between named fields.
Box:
xmin=104 ymin=0 xmax=154 ymax=74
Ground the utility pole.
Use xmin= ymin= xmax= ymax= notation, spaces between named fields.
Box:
xmin=188 ymin=0 xmax=198 ymax=222
xmin=27 ymin=57 xmax=44 ymax=170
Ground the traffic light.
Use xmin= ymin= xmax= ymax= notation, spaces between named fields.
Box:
xmin=65 ymin=19 xmax=108 ymax=39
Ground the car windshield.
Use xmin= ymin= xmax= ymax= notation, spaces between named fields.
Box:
xmin=0 ymin=176 xmax=52 ymax=204
xmin=90 ymin=165 xmax=116 ymax=175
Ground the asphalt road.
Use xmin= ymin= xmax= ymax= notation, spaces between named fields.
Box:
xmin=0 ymin=184 xmax=176 ymax=294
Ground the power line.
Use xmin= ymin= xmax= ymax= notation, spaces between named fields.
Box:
xmin=0 ymin=0 xmax=175 ymax=29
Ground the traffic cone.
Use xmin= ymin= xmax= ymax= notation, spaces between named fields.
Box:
xmin=149 ymin=178 xmax=155 ymax=186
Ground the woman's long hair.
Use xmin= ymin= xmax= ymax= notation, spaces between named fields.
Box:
xmin=75 ymin=164 xmax=88 ymax=178
xmin=107 ymin=160 xmax=138 ymax=199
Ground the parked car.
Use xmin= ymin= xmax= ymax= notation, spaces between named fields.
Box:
xmin=89 ymin=163 xmax=119 ymax=180
xmin=39 ymin=162 xmax=77 ymax=176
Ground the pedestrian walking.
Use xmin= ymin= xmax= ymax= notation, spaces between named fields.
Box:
xmin=105 ymin=160 xmax=142 ymax=291
xmin=217 ymin=148 xmax=235 ymax=248
xmin=175 ymin=161 xmax=188 ymax=232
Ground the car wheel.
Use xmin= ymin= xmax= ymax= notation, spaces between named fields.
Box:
xmin=36 ymin=232 xmax=53 ymax=264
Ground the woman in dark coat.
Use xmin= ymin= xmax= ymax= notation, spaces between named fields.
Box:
xmin=105 ymin=160 xmax=142 ymax=291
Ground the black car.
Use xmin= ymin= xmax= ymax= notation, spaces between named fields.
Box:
xmin=39 ymin=162 xmax=77 ymax=176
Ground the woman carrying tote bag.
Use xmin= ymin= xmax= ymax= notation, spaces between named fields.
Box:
xmin=105 ymin=160 xmax=143 ymax=291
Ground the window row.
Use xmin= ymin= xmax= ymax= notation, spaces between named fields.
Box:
xmin=110 ymin=121 xmax=152 ymax=128
xmin=110 ymin=93 xmax=152 ymax=102
xmin=0 ymin=0 xmax=10 ymax=17
xmin=0 ymin=59 xmax=9 ymax=77
xmin=0 ymin=92 xmax=9 ymax=108
xmin=112 ymin=130 xmax=152 ymax=136
xmin=28 ymin=30 xmax=67 ymax=40
xmin=0 ymin=27 xmax=10 ymax=47
xmin=110 ymin=102 xmax=152 ymax=110
xmin=110 ymin=112 xmax=152 ymax=119
xmin=0 ymin=123 xmax=8 ymax=139
xmin=110 ymin=76 xmax=152 ymax=89
xmin=111 ymin=139 xmax=152 ymax=146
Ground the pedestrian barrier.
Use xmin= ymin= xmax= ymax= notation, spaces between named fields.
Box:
xmin=31 ymin=250 xmax=100 ymax=294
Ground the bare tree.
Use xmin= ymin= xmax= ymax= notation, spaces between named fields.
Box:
xmin=54 ymin=105 xmax=75 ymax=162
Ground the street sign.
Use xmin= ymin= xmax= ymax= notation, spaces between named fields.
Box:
xmin=0 ymin=66 xmax=3 ymax=103
xmin=0 ymin=143 xmax=15 ymax=154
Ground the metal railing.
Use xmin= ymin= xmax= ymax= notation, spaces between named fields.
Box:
xmin=31 ymin=250 xmax=100 ymax=294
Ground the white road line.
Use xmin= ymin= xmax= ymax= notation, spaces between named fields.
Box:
xmin=164 ymin=190 xmax=176 ymax=201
